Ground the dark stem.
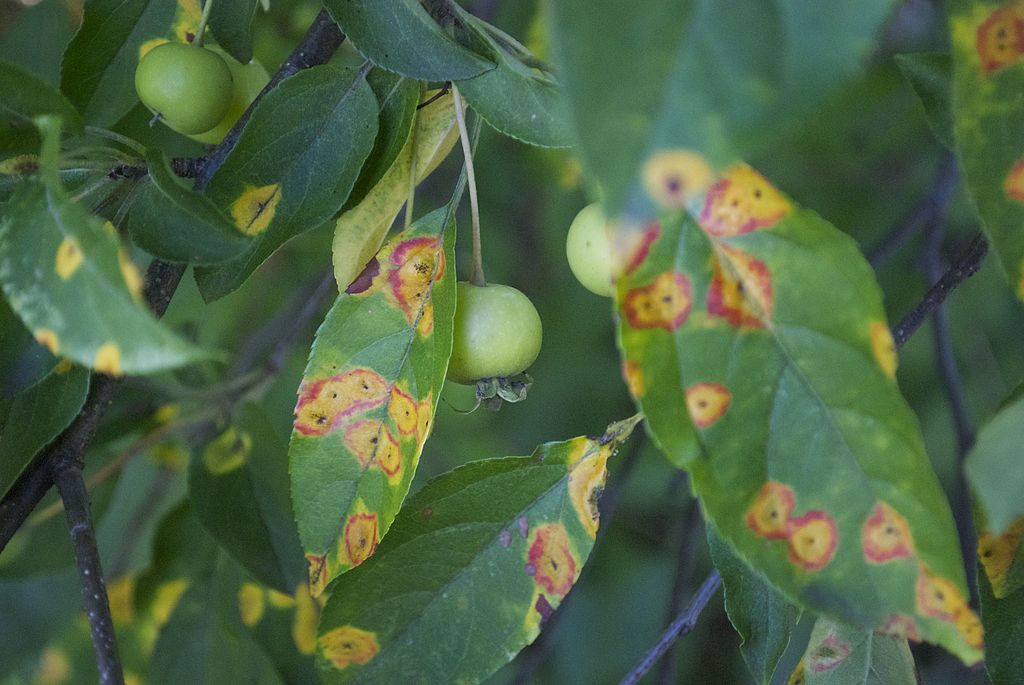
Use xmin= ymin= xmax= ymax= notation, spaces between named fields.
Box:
xmin=655 ymin=497 xmax=702 ymax=685
xmin=618 ymin=571 xmax=723 ymax=685
xmin=108 ymin=157 xmax=205 ymax=180
xmin=55 ymin=466 xmax=123 ymax=685
xmin=891 ymin=233 xmax=988 ymax=348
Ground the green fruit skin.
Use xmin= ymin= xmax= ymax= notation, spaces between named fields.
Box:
xmin=566 ymin=203 xmax=615 ymax=297
xmin=134 ymin=43 xmax=233 ymax=135
xmin=188 ymin=47 xmax=270 ymax=144
xmin=448 ymin=282 xmax=543 ymax=385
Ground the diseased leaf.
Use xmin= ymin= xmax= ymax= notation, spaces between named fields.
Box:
xmin=315 ymin=417 xmax=640 ymax=683
xmin=332 ymin=89 xmax=459 ymax=290
xmin=126 ymin=149 xmax=250 ymax=265
xmin=708 ymin=530 xmax=798 ymax=684
xmin=0 ymin=365 xmax=89 ymax=500
xmin=617 ymin=162 xmax=981 ymax=665
xmin=209 ymin=0 xmax=259 ymax=64
xmin=291 ymin=203 xmax=457 ymax=595
xmin=979 ymin=569 xmax=1024 ymax=685
xmin=190 ymin=403 xmax=306 ymax=594
xmin=194 ymin=64 xmax=379 ymax=301
xmin=0 ymin=119 xmax=211 ymax=376
xmin=949 ymin=1 xmax=1024 ymax=299
xmin=454 ymin=11 xmax=573 ymax=148
xmin=0 ymin=61 xmax=82 ymax=135
xmin=60 ymin=0 xmax=201 ymax=126
xmin=324 ymin=0 xmax=494 ymax=81
xmin=0 ymin=295 xmax=57 ymax=397
xmin=548 ymin=0 xmax=893 ymax=213
xmin=895 ymin=53 xmax=954 ymax=151
xmin=801 ymin=619 xmax=916 ymax=684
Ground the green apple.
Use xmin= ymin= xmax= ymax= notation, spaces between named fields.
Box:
xmin=566 ymin=203 xmax=615 ymax=297
xmin=134 ymin=42 xmax=233 ymax=135
xmin=447 ymin=282 xmax=543 ymax=384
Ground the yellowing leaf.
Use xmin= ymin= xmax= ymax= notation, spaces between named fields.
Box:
xmin=332 ymin=91 xmax=460 ymax=290
xmin=230 ymin=184 xmax=282 ymax=237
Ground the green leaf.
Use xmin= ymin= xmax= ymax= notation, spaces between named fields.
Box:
xmin=189 ymin=403 xmax=306 ymax=594
xmin=617 ymin=165 xmax=981 ymax=665
xmin=453 ymin=12 xmax=572 ymax=148
xmin=0 ymin=61 xmax=82 ymax=135
xmin=291 ymin=203 xmax=457 ymax=595
xmin=708 ymin=530 xmax=798 ymax=684
xmin=332 ymin=88 xmax=458 ymax=290
xmin=0 ymin=295 xmax=57 ymax=397
xmin=0 ymin=180 xmax=211 ymax=376
xmin=966 ymin=394 xmax=1024 ymax=536
xmin=0 ymin=365 xmax=89 ymax=500
xmin=194 ymin=64 xmax=379 ymax=301
xmin=979 ymin=570 xmax=1024 ymax=685
xmin=209 ymin=0 xmax=259 ymax=64
xmin=802 ymin=618 xmax=916 ymax=684
xmin=60 ymin=0 xmax=202 ymax=126
xmin=324 ymin=0 xmax=494 ymax=81
xmin=548 ymin=0 xmax=893 ymax=213
xmin=949 ymin=2 xmax=1024 ymax=299
xmin=126 ymin=149 xmax=250 ymax=264
xmin=315 ymin=416 xmax=640 ymax=683
xmin=895 ymin=53 xmax=954 ymax=151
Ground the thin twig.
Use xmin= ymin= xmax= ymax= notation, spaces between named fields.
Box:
xmin=655 ymin=496 xmax=702 ymax=685
xmin=891 ymin=233 xmax=988 ymax=348
xmin=619 ymin=571 xmax=723 ymax=685
xmin=55 ymin=466 xmax=123 ymax=685
xmin=451 ymin=85 xmax=485 ymax=286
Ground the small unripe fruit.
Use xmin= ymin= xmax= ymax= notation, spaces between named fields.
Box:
xmin=447 ymin=282 xmax=543 ymax=384
xmin=188 ymin=47 xmax=270 ymax=144
xmin=134 ymin=43 xmax=233 ymax=135
xmin=566 ymin=203 xmax=615 ymax=297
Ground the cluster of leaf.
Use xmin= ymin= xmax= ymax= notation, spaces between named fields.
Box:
xmin=3 ymin=0 xmax=1024 ymax=684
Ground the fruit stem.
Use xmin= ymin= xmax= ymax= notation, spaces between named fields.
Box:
xmin=194 ymin=0 xmax=215 ymax=46
xmin=452 ymin=85 xmax=485 ymax=287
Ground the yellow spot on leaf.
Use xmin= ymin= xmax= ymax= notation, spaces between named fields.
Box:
xmin=341 ymin=510 xmax=379 ymax=567
xmin=231 ymin=184 xmax=281 ymax=236
xmin=152 ymin=578 xmax=190 ymax=626
xmin=53 ymin=359 xmax=73 ymax=375
xmin=267 ymin=588 xmax=296 ymax=609
xmin=292 ymin=584 xmax=319 ymax=655
xmin=621 ymin=359 xmax=645 ymax=399
xmin=119 ymin=249 xmax=144 ymax=302
xmin=174 ymin=0 xmax=202 ymax=42
xmin=33 ymin=646 xmax=70 ymax=685
xmin=978 ymin=518 xmax=1024 ymax=597
xmin=138 ymin=38 xmax=169 ymax=61
xmin=388 ymin=385 xmax=418 ymax=436
xmin=55 ymin=236 xmax=83 ymax=279
xmin=34 ymin=329 xmax=60 ymax=355
xmin=869 ymin=321 xmax=897 ymax=379
xmin=642 ymin=149 xmax=713 ymax=209
xmin=151 ymin=440 xmax=190 ymax=471
xmin=0 ymin=154 xmax=39 ymax=176
xmin=154 ymin=403 xmax=180 ymax=424
xmin=202 ymin=427 xmax=251 ymax=474
xmin=238 ymin=582 xmax=265 ymax=627
xmin=786 ymin=657 xmax=805 ymax=685
xmin=319 ymin=625 xmax=380 ymax=670
xmin=94 ymin=342 xmax=122 ymax=376
xmin=107 ymin=574 xmax=136 ymax=625
xmin=568 ymin=442 xmax=611 ymax=538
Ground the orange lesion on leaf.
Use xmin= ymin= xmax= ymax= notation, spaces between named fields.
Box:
xmin=745 ymin=481 xmax=795 ymax=540
xmin=977 ymin=518 xmax=1024 ymax=595
xmin=869 ymin=321 xmax=897 ymax=379
xmin=957 ymin=608 xmax=985 ymax=649
xmin=342 ymin=511 xmax=379 ymax=568
xmin=976 ymin=6 xmax=1024 ymax=74
xmin=386 ymin=236 xmax=444 ymax=325
xmin=1004 ymin=160 xmax=1024 ymax=201
xmin=230 ymin=184 xmax=281 ymax=236
xmin=55 ymin=236 xmax=83 ymax=279
xmin=293 ymin=367 xmax=389 ymax=436
xmin=94 ymin=342 xmax=122 ymax=377
xmin=416 ymin=394 xmax=433 ymax=446
xmin=344 ymin=420 xmax=399 ymax=473
xmin=527 ymin=523 xmax=577 ymax=597
xmin=305 ymin=553 xmax=328 ymax=598
xmin=568 ymin=443 xmax=612 ymax=539
xmin=685 ymin=382 xmax=731 ymax=428
xmin=915 ymin=564 xmax=968 ymax=620
xmin=698 ymin=164 xmax=790 ymax=237
xmin=861 ymin=502 xmax=914 ymax=564
xmin=613 ymin=221 xmax=661 ymax=277
xmin=787 ymin=511 xmax=838 ymax=571
xmin=806 ymin=631 xmax=851 ymax=673
xmin=876 ymin=614 xmax=919 ymax=642
xmin=623 ymin=271 xmax=693 ymax=331
xmin=320 ymin=625 xmax=380 ymax=670
xmin=621 ymin=359 xmax=645 ymax=399
xmin=34 ymin=329 xmax=60 ymax=355
xmin=416 ymin=301 xmax=434 ymax=337
xmin=641 ymin=149 xmax=714 ymax=210
xmin=388 ymin=385 xmax=418 ymax=436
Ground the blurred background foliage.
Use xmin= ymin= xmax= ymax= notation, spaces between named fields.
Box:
xmin=1 ymin=0 xmax=1021 ymax=682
